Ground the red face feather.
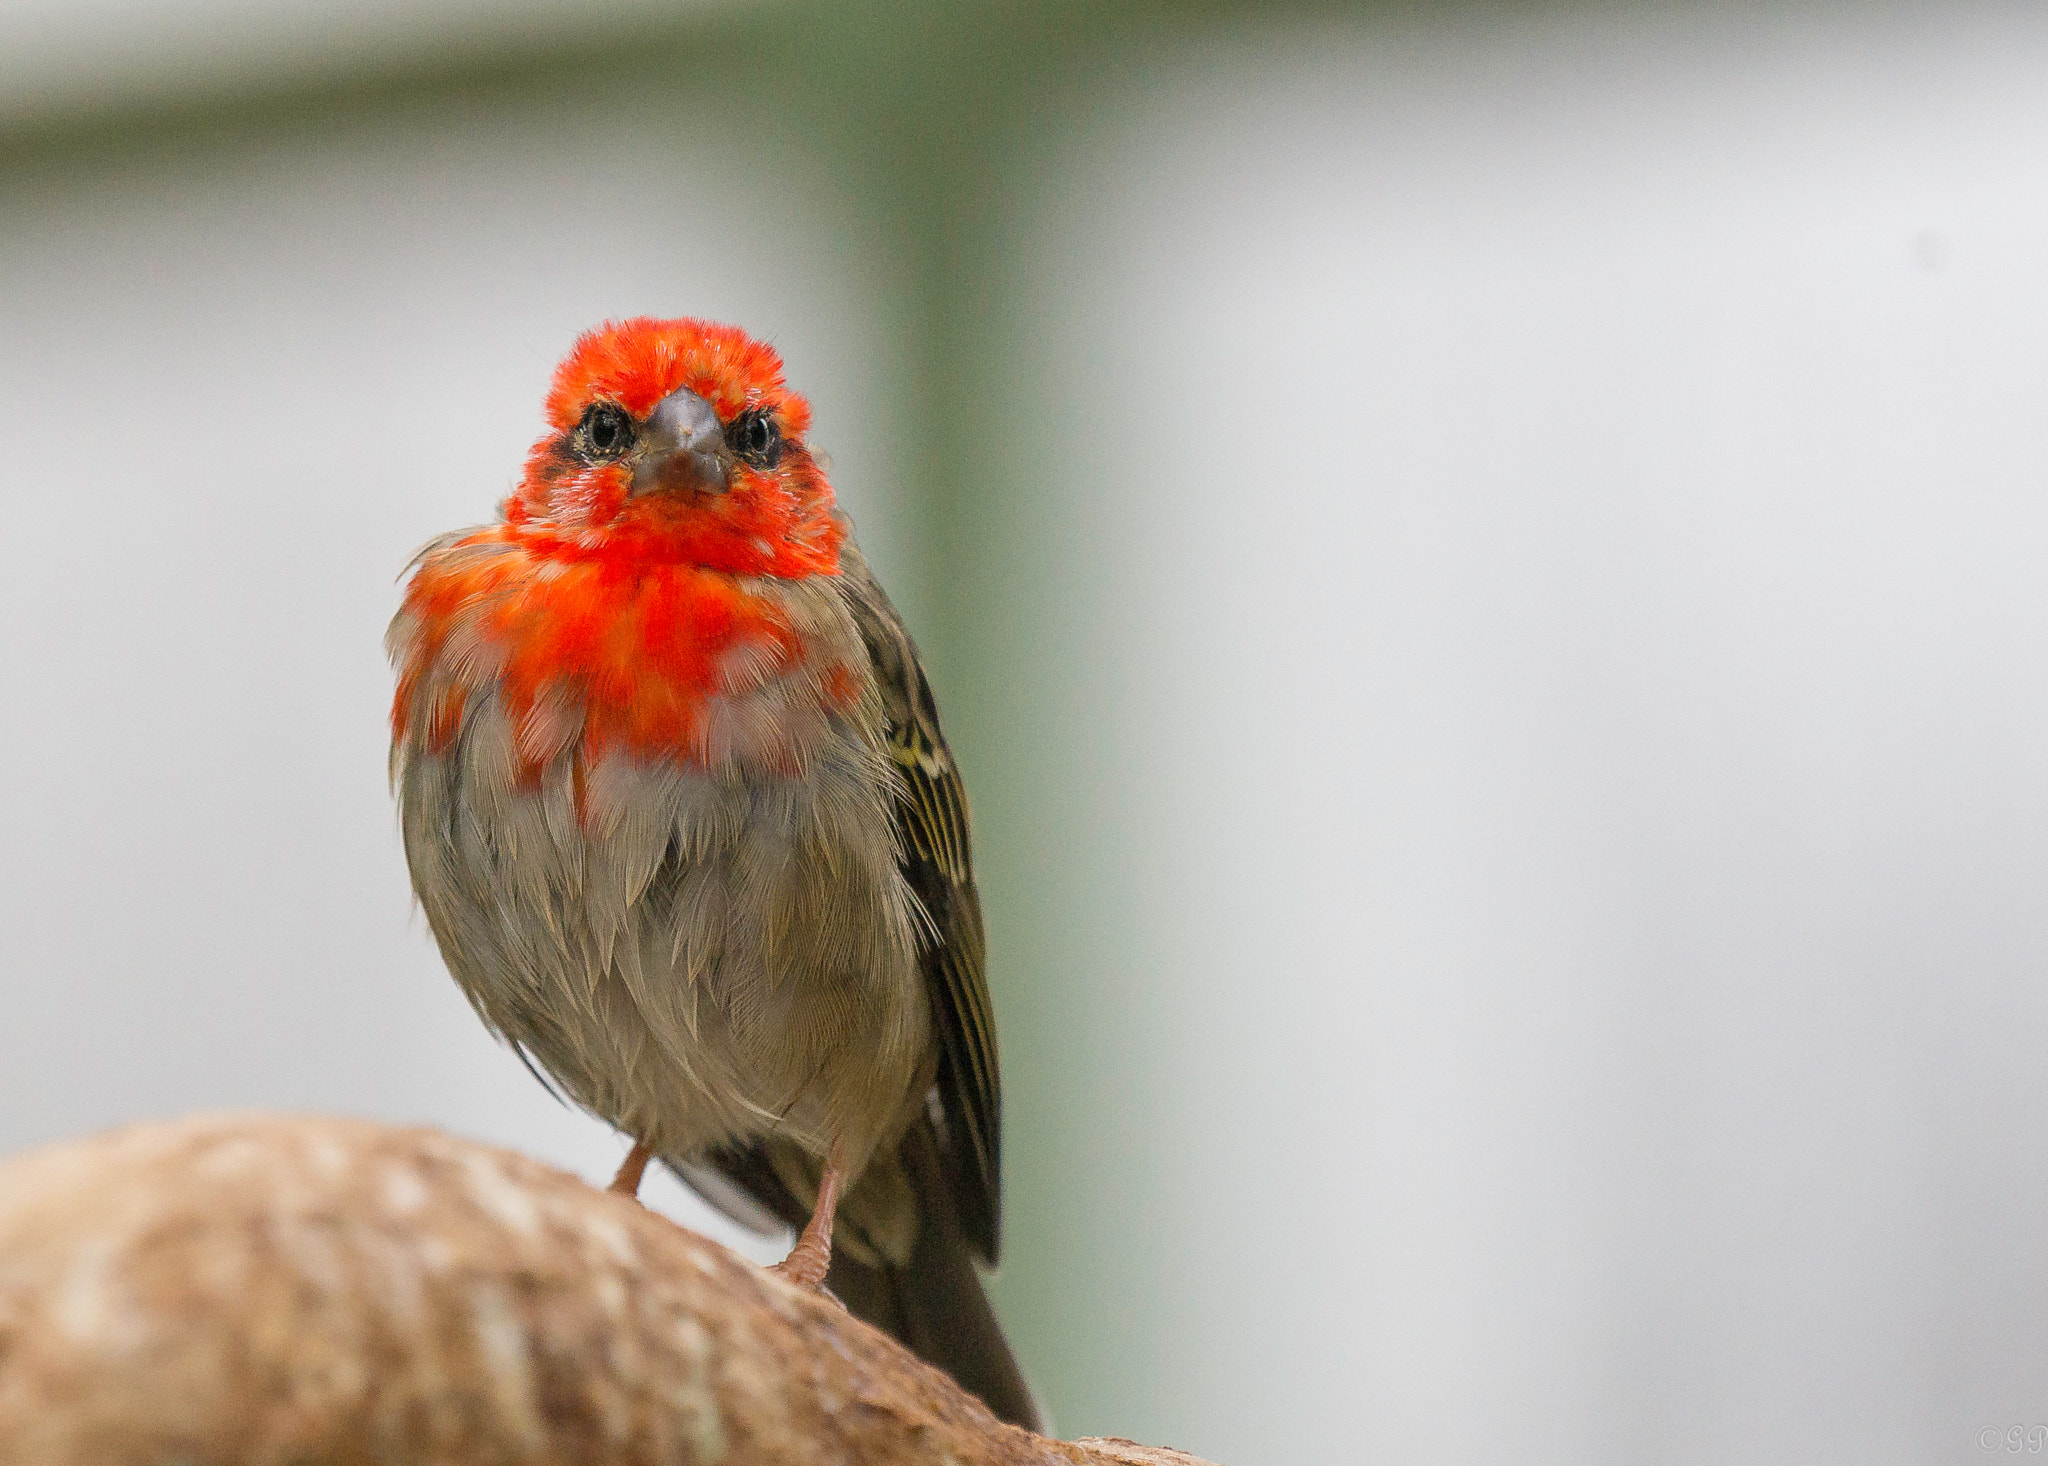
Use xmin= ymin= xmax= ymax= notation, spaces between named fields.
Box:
xmin=511 ymin=316 xmax=838 ymax=579
xmin=391 ymin=319 xmax=858 ymax=777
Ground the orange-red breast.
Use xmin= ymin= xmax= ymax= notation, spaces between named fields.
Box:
xmin=388 ymin=317 xmax=1034 ymax=1427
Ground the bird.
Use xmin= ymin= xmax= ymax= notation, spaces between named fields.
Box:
xmin=387 ymin=317 xmax=1036 ymax=1428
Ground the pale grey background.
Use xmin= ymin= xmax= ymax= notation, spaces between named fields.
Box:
xmin=4 ymin=3 xmax=2047 ymax=1463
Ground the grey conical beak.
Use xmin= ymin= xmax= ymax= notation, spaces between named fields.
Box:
xmin=632 ymin=386 xmax=730 ymax=496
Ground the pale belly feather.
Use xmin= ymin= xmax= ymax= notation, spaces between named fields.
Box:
xmin=393 ymin=590 xmax=931 ymax=1175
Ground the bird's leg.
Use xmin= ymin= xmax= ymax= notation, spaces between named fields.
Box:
xmin=608 ymin=1139 xmax=653 ymax=1197
xmin=771 ymin=1142 xmax=847 ymax=1290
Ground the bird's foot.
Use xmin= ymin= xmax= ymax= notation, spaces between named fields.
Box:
xmin=769 ymin=1244 xmax=831 ymax=1290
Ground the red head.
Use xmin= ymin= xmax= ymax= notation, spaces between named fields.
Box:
xmin=507 ymin=317 xmax=842 ymax=578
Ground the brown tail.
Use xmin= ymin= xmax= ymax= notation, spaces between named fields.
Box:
xmin=825 ymin=1123 xmax=1040 ymax=1431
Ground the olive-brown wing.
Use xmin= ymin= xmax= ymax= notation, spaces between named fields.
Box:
xmin=843 ymin=560 xmax=1001 ymax=1264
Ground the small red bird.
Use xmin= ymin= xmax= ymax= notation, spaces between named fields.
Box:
xmin=389 ymin=318 xmax=1034 ymax=1427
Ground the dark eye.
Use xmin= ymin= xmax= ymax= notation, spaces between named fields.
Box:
xmin=728 ymin=409 xmax=783 ymax=469
xmin=575 ymin=402 xmax=634 ymax=462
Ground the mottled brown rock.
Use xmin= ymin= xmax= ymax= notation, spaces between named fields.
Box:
xmin=0 ymin=1114 xmax=1218 ymax=1466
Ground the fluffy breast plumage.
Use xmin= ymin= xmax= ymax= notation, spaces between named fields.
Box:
xmin=388 ymin=531 xmax=930 ymax=1164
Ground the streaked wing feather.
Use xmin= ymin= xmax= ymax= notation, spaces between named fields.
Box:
xmin=844 ymin=554 xmax=1002 ymax=1265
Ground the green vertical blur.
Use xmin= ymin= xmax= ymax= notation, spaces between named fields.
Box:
xmin=673 ymin=2 xmax=1167 ymax=1432
xmin=750 ymin=3 xmax=1189 ymax=1434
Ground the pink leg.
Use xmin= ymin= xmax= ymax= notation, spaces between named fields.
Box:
xmin=609 ymin=1139 xmax=654 ymax=1197
xmin=771 ymin=1144 xmax=847 ymax=1290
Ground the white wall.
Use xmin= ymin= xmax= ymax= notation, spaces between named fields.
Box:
xmin=963 ymin=4 xmax=2048 ymax=1461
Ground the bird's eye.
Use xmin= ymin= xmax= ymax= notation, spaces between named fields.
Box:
xmin=575 ymin=403 xmax=634 ymax=462
xmin=728 ymin=409 xmax=783 ymax=469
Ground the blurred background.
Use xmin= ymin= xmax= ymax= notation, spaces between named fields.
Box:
xmin=5 ymin=0 xmax=2048 ymax=1461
